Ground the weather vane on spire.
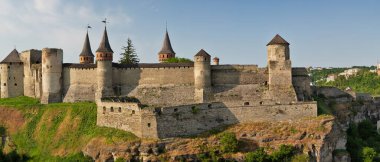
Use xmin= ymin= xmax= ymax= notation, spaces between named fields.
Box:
xmin=102 ymin=18 xmax=108 ymax=27
xmin=165 ymin=21 xmax=168 ymax=32
xmin=87 ymin=24 xmax=92 ymax=32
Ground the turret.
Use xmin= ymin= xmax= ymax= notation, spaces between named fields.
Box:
xmin=79 ymin=31 xmax=94 ymax=64
xmin=213 ymin=57 xmax=220 ymax=65
xmin=0 ymin=49 xmax=24 ymax=98
xmin=96 ymin=26 xmax=114 ymax=101
xmin=266 ymin=34 xmax=297 ymax=103
xmin=194 ymin=49 xmax=213 ymax=103
xmin=158 ymin=30 xmax=176 ymax=62
xmin=41 ymin=48 xmax=63 ymax=104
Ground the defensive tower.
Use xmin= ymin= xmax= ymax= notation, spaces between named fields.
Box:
xmin=96 ymin=26 xmax=114 ymax=101
xmin=158 ymin=30 xmax=176 ymax=62
xmin=20 ymin=49 xmax=42 ymax=98
xmin=41 ymin=48 xmax=63 ymax=104
xmin=0 ymin=49 xmax=24 ymax=98
xmin=267 ymin=34 xmax=297 ymax=103
xmin=79 ymin=31 xmax=94 ymax=64
xmin=194 ymin=49 xmax=213 ymax=103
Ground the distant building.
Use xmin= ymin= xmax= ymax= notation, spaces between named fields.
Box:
xmin=338 ymin=68 xmax=360 ymax=79
xmin=326 ymin=74 xmax=337 ymax=82
xmin=377 ymin=63 xmax=380 ymax=75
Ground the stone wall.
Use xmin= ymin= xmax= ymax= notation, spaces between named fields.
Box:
xmin=20 ymin=49 xmax=41 ymax=98
xmin=97 ymin=101 xmax=317 ymax=139
xmin=0 ymin=63 xmax=24 ymax=98
xmin=62 ymin=67 xmax=97 ymax=102
xmin=292 ymin=67 xmax=312 ymax=101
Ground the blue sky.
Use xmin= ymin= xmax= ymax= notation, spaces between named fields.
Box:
xmin=0 ymin=0 xmax=379 ymax=67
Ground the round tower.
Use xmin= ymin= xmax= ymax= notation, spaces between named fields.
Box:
xmin=0 ymin=49 xmax=24 ymax=98
xmin=213 ymin=57 xmax=220 ymax=65
xmin=194 ymin=49 xmax=212 ymax=103
xmin=79 ymin=31 xmax=95 ymax=64
xmin=41 ymin=48 xmax=63 ymax=104
xmin=96 ymin=26 xmax=114 ymax=101
xmin=267 ymin=34 xmax=296 ymax=103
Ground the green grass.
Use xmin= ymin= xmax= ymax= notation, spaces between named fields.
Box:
xmin=0 ymin=96 xmax=138 ymax=161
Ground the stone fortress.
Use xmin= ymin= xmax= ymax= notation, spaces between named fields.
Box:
xmin=0 ymin=25 xmax=317 ymax=139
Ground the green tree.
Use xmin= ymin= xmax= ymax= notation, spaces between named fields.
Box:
xmin=119 ymin=38 xmax=139 ymax=64
xmin=219 ymin=132 xmax=238 ymax=153
xmin=362 ymin=147 xmax=377 ymax=162
xmin=163 ymin=57 xmax=193 ymax=63
xmin=245 ymin=148 xmax=270 ymax=162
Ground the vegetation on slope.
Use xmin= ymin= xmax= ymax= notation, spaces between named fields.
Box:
xmin=0 ymin=96 xmax=138 ymax=162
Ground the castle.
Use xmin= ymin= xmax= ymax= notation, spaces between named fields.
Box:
xmin=0 ymin=25 xmax=317 ymax=139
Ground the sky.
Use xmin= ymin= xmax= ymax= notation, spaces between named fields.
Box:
xmin=0 ymin=0 xmax=380 ymax=67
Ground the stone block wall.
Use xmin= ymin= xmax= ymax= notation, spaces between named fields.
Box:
xmin=62 ymin=67 xmax=97 ymax=102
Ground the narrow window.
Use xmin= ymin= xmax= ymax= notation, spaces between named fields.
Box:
xmin=260 ymin=101 xmax=263 ymax=105
xmin=174 ymin=108 xmax=178 ymax=112
xmin=103 ymin=107 xmax=106 ymax=114
xmin=110 ymin=107 xmax=114 ymax=112
xmin=147 ymin=123 xmax=151 ymax=127
xmin=132 ymin=110 xmax=135 ymax=114
xmin=14 ymin=83 xmax=17 ymax=86
xmin=244 ymin=102 xmax=250 ymax=106
xmin=3 ymin=83 xmax=6 ymax=86
xmin=118 ymin=107 xmax=121 ymax=112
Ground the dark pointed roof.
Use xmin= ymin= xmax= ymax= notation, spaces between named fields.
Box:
xmin=96 ymin=27 xmax=113 ymax=53
xmin=158 ymin=31 xmax=175 ymax=55
xmin=267 ymin=34 xmax=290 ymax=46
xmin=195 ymin=49 xmax=211 ymax=57
xmin=80 ymin=32 xmax=94 ymax=57
xmin=1 ymin=49 xmax=22 ymax=63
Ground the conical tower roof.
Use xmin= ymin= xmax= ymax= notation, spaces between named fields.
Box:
xmin=158 ymin=31 xmax=175 ymax=55
xmin=195 ymin=49 xmax=211 ymax=57
xmin=80 ymin=31 xmax=94 ymax=56
xmin=96 ymin=27 xmax=113 ymax=53
xmin=1 ymin=49 xmax=22 ymax=63
xmin=267 ymin=34 xmax=290 ymax=46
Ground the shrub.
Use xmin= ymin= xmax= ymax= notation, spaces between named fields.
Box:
xmin=115 ymin=157 xmax=126 ymax=162
xmin=219 ymin=132 xmax=238 ymax=153
xmin=245 ymin=148 xmax=270 ymax=162
xmin=270 ymin=145 xmax=295 ymax=162
xmin=362 ymin=147 xmax=377 ymax=162
xmin=291 ymin=154 xmax=309 ymax=162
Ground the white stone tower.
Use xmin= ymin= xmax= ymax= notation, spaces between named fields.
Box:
xmin=267 ymin=34 xmax=297 ymax=103
xmin=194 ymin=49 xmax=213 ymax=103
xmin=41 ymin=48 xmax=63 ymax=104
xmin=0 ymin=49 xmax=24 ymax=98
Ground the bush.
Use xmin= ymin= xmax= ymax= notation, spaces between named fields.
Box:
xmin=245 ymin=148 xmax=270 ymax=162
xmin=219 ymin=132 xmax=238 ymax=153
xmin=291 ymin=154 xmax=309 ymax=162
xmin=163 ymin=57 xmax=193 ymax=63
xmin=270 ymin=145 xmax=295 ymax=162
xmin=362 ymin=147 xmax=377 ymax=162
xmin=115 ymin=157 xmax=126 ymax=162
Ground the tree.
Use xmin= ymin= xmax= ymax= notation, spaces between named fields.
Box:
xmin=163 ymin=57 xmax=193 ymax=63
xmin=219 ymin=132 xmax=238 ymax=153
xmin=362 ymin=147 xmax=377 ymax=162
xmin=119 ymin=38 xmax=139 ymax=64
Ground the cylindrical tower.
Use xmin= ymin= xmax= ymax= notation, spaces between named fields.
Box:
xmin=0 ymin=49 xmax=24 ymax=98
xmin=96 ymin=27 xmax=114 ymax=101
xmin=41 ymin=48 xmax=63 ymax=104
xmin=267 ymin=34 xmax=296 ymax=103
xmin=213 ymin=57 xmax=220 ymax=65
xmin=194 ymin=49 xmax=212 ymax=103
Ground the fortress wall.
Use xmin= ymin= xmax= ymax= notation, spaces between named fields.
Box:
xmin=211 ymin=65 xmax=269 ymax=102
xmin=96 ymin=102 xmax=143 ymax=137
xmin=62 ymin=67 xmax=97 ymax=102
xmin=151 ymin=102 xmax=317 ymax=138
xmin=292 ymin=68 xmax=312 ymax=101
xmin=113 ymin=67 xmax=195 ymax=106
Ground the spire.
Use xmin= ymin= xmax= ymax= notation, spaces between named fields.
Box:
xmin=1 ymin=49 xmax=22 ymax=63
xmin=79 ymin=31 xmax=94 ymax=57
xmin=158 ymin=30 xmax=175 ymax=55
xmin=267 ymin=34 xmax=290 ymax=46
xmin=96 ymin=26 xmax=113 ymax=53
xmin=195 ymin=49 xmax=211 ymax=57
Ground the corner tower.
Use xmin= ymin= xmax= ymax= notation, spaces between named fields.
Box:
xmin=0 ymin=49 xmax=24 ymax=98
xmin=158 ymin=30 xmax=176 ymax=62
xmin=267 ymin=34 xmax=297 ymax=103
xmin=79 ymin=31 xmax=94 ymax=64
xmin=41 ymin=48 xmax=63 ymax=104
xmin=194 ymin=49 xmax=213 ymax=103
xmin=96 ymin=26 xmax=114 ymax=101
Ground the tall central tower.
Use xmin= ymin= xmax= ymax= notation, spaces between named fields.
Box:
xmin=158 ymin=30 xmax=176 ymax=62
xmin=267 ymin=34 xmax=297 ymax=103
xmin=96 ymin=26 xmax=114 ymax=101
xmin=79 ymin=30 xmax=94 ymax=64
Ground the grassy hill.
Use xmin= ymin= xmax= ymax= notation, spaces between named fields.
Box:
xmin=0 ymin=96 xmax=138 ymax=162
